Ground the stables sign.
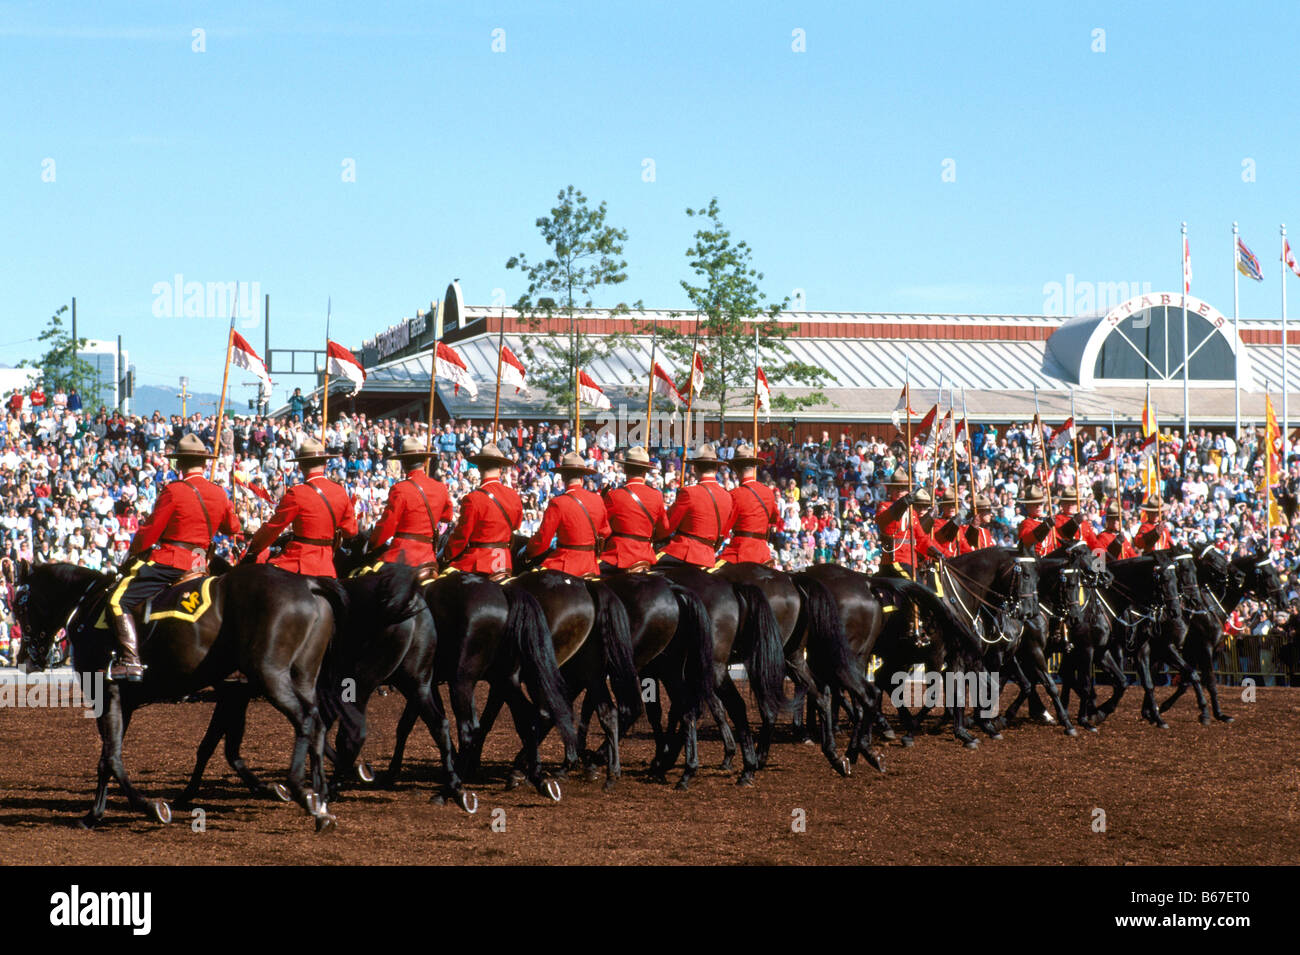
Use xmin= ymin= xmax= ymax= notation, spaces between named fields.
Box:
xmin=361 ymin=311 xmax=428 ymax=366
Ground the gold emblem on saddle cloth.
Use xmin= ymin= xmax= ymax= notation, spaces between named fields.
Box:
xmin=147 ymin=576 xmax=217 ymax=623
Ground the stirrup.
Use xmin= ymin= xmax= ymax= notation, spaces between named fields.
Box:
xmin=107 ymin=654 xmax=146 ymax=683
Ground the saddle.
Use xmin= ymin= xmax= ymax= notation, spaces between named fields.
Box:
xmin=142 ymin=575 xmax=216 ymax=625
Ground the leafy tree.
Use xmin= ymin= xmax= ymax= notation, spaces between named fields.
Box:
xmin=655 ymin=198 xmax=829 ymax=438
xmin=18 ymin=305 xmax=102 ymax=402
xmin=506 ymin=186 xmax=640 ymax=417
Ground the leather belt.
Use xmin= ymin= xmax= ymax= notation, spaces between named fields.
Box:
xmin=292 ymin=535 xmax=333 ymax=546
xmin=468 ymin=540 xmax=510 ymax=549
xmin=160 ymin=538 xmax=205 ymax=553
xmin=395 ymin=532 xmax=434 ymax=543
xmin=678 ymin=531 xmax=720 ymax=547
xmin=732 ymin=530 xmax=767 ymax=539
xmin=611 ymin=531 xmax=650 ymax=542
xmin=557 ymin=542 xmax=596 ymax=551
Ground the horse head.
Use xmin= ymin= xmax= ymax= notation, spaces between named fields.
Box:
xmin=1248 ymin=551 xmax=1288 ymax=617
xmin=1170 ymin=548 xmax=1207 ymax=614
xmin=1153 ymin=557 xmax=1189 ymax=647
xmin=9 ymin=560 xmax=73 ymax=673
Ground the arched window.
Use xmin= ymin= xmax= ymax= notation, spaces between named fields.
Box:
xmin=1093 ymin=305 xmax=1236 ymax=381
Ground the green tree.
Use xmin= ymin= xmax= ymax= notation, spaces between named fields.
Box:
xmin=656 ymin=198 xmax=829 ymax=438
xmin=18 ymin=305 xmax=101 ymax=402
xmin=506 ymin=186 xmax=640 ymax=421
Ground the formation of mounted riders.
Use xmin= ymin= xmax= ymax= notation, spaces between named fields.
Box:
xmin=7 ymin=428 xmax=1288 ymax=832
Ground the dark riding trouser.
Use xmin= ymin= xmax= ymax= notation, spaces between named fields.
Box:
xmin=110 ymin=561 xmax=185 ymax=620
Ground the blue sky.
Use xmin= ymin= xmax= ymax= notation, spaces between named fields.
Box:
xmin=5 ymin=0 xmax=1300 ymax=404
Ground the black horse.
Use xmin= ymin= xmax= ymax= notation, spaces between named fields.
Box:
xmin=802 ymin=563 xmax=988 ymax=749
xmin=1158 ymin=547 xmax=1287 ymax=722
xmin=8 ymin=559 xmax=345 ymax=830
xmin=646 ymin=564 xmax=787 ymax=787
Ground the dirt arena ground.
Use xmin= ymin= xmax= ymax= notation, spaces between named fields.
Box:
xmin=2 ymin=685 xmax=1297 ymax=865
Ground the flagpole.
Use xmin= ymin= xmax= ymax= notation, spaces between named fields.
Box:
xmin=211 ymin=303 xmax=237 ymax=489
xmin=948 ymin=383 xmax=960 ymax=512
xmin=1182 ymin=221 xmax=1190 ymax=443
xmin=962 ymin=386 xmax=977 ymax=519
xmin=904 ymin=359 xmax=918 ymax=626
xmin=1283 ymin=224 xmax=1290 ymax=451
xmin=645 ymin=317 xmax=658 ymax=450
xmin=321 ymin=297 xmax=332 ymax=436
xmin=752 ymin=326 xmax=760 ymax=449
xmin=1265 ymin=379 xmax=1273 ymax=538
xmin=679 ymin=312 xmax=703 ymax=480
xmin=1033 ymin=384 xmax=1054 ymax=518
xmin=1110 ymin=407 xmax=1118 ymax=502
xmin=425 ymin=330 xmax=439 ymax=454
xmin=492 ymin=308 xmax=506 ymax=443
xmin=1233 ymin=221 xmax=1242 ymax=441
xmin=575 ymin=361 xmax=582 ymax=455
xmin=1071 ymin=387 xmax=1082 ymax=507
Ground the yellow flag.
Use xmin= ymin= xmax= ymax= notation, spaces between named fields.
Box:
xmin=1141 ymin=393 xmax=1160 ymax=501
xmin=1261 ymin=395 xmax=1283 ymax=531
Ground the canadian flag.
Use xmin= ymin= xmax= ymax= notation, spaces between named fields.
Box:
xmin=1049 ymin=416 xmax=1075 ymax=450
xmin=755 ymin=366 xmax=771 ymax=420
xmin=578 ymin=370 xmax=611 ymax=410
xmin=681 ymin=351 xmax=705 ymax=399
xmin=1285 ymin=238 xmax=1300 ymax=279
xmin=230 ymin=331 xmax=272 ymax=392
xmin=326 ymin=340 xmax=366 ymax=396
xmin=500 ymin=344 xmax=528 ymax=395
xmin=652 ymin=361 xmax=684 ymax=406
xmin=890 ymin=385 xmax=915 ymax=433
xmin=435 ymin=341 xmax=478 ymax=400
xmin=914 ymin=403 xmax=939 ymax=442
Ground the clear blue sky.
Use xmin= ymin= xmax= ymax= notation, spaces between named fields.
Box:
xmin=4 ymin=0 xmax=1300 ymax=404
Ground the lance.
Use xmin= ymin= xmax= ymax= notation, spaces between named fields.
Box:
xmin=492 ymin=306 xmax=506 ymax=443
xmin=321 ymin=297 xmax=332 ymax=436
xmin=574 ymin=362 xmax=582 ymax=455
xmin=210 ymin=286 xmax=239 ymax=493
xmin=962 ymin=385 xmax=978 ymax=533
xmin=1110 ymin=406 xmax=1119 ymax=503
xmin=752 ymin=326 xmax=760 ymax=449
xmin=948 ymin=381 xmax=960 ymax=515
xmin=679 ymin=311 xmax=703 ymax=482
xmin=645 ymin=316 xmax=658 ymax=450
xmin=904 ymin=358 xmax=920 ymax=632
xmin=1071 ymin=386 xmax=1083 ymax=508
xmin=425 ymin=309 xmax=440 ymax=455
xmin=1033 ymin=384 xmax=1055 ymax=520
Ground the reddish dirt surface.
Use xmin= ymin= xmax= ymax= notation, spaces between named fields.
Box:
xmin=2 ymin=685 xmax=1298 ymax=865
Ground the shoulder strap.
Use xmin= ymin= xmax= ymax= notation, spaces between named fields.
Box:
xmin=622 ymin=485 xmax=654 ymax=526
xmin=180 ymin=479 xmax=214 ymax=541
xmin=741 ymin=481 xmax=768 ymax=517
xmin=700 ymin=483 xmax=724 ymax=548
xmin=565 ymin=490 xmax=599 ymax=544
xmin=408 ymin=475 xmax=438 ymax=532
xmin=305 ymin=478 xmax=339 ymax=538
xmin=481 ymin=487 xmax=513 ymax=526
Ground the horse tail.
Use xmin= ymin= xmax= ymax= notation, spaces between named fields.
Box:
xmin=310 ymin=577 xmax=349 ymax=636
xmin=374 ymin=561 xmax=420 ymax=625
xmin=667 ymin=580 xmax=716 ymax=717
xmin=731 ymin=582 xmax=788 ymax=725
xmin=793 ymin=571 xmax=869 ymax=699
xmin=897 ymin=579 xmax=984 ymax=667
xmin=585 ymin=578 xmax=643 ymax=731
xmin=503 ymin=585 xmax=578 ymax=753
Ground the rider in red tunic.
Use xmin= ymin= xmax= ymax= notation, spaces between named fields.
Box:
xmin=659 ymin=445 xmax=734 ymax=568
xmin=1094 ymin=500 xmax=1137 ymax=560
xmin=928 ymin=487 xmax=961 ymax=558
xmin=717 ymin=445 xmax=779 ymax=566
xmin=957 ymin=493 xmax=996 ymax=554
xmin=243 ymin=437 xmax=358 ymax=577
xmin=113 ymin=434 xmax=239 ymax=681
xmin=444 ymin=443 xmax=522 ymax=577
xmin=1052 ymin=486 xmax=1099 ymax=549
xmin=875 ymin=475 xmax=938 ymax=577
xmin=368 ymin=436 xmax=453 ymax=569
xmin=1135 ymin=496 xmax=1171 ymax=554
xmin=1016 ymin=484 xmax=1060 ymax=556
xmin=525 ymin=452 xmax=611 ymax=577
xmin=600 ymin=446 xmax=668 ymax=574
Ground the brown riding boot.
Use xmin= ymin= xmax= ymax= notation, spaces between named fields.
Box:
xmin=108 ymin=612 xmax=146 ymax=682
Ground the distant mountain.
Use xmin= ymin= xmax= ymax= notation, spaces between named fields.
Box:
xmin=130 ymin=384 xmax=242 ymax=418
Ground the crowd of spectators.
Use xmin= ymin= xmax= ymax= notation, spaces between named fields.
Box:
xmin=2 ymin=384 xmax=1298 ymax=669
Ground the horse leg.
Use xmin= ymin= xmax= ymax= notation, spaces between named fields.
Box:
xmin=394 ymin=672 xmax=471 ymax=808
xmin=706 ymin=692 xmax=738 ymax=771
xmin=1093 ymin=647 xmax=1127 ymax=723
xmin=593 ymin=694 xmax=621 ymax=791
xmin=501 ymin=682 xmax=558 ymax=800
xmin=375 ymin=697 xmax=420 ymax=788
xmin=1024 ymin=641 xmax=1076 ymax=736
xmin=449 ymin=678 xmax=483 ymax=779
xmin=715 ymin=674 xmax=760 ymax=786
xmin=1135 ymin=644 xmax=1168 ymax=729
xmin=176 ymin=692 xmax=233 ymax=807
xmin=261 ymin=672 xmax=333 ymax=828
xmin=91 ymin=694 xmax=170 ymax=826
xmin=789 ymin=657 xmax=848 ymax=776
xmin=1203 ymin=643 xmax=1233 ymax=722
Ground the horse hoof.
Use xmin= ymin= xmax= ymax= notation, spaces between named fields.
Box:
xmin=900 ymin=736 xmax=915 ymax=748
xmin=602 ymin=777 xmax=618 ymax=793
xmin=430 ymin=793 xmax=446 ymax=806
xmin=151 ymin=800 xmax=173 ymax=825
xmin=545 ymin=779 xmax=563 ymax=802
xmin=314 ymin=813 xmax=337 ymax=834
xmin=880 ymin=728 xmax=897 ymax=741
xmin=648 ymin=773 xmax=669 ymax=786
xmin=504 ymin=770 xmax=524 ymax=792
xmin=865 ymin=751 xmax=886 ymax=775
xmin=736 ymin=773 xmax=755 ymax=788
xmin=584 ymin=765 xmax=602 ymax=784
xmin=989 ymin=733 xmax=1003 ymax=742
xmin=1217 ymin=715 xmax=1235 ymax=724
xmin=1084 ymin=723 xmax=1100 ymax=734
xmin=718 ymin=757 xmax=734 ymax=772
xmin=674 ymin=778 xmax=690 ymax=792
xmin=1065 ymin=727 xmax=1078 ymax=737
xmin=1157 ymin=721 xmax=1170 ymax=730
xmin=1199 ymin=716 xmax=1213 ymax=726
xmin=76 ymin=815 xmax=99 ymax=830
xmin=272 ymin=783 xmax=292 ymax=803
xmin=963 ymin=739 xmax=979 ymax=750
xmin=836 ymin=757 xmax=851 ymax=778
xmin=459 ymin=791 xmax=479 ymax=814
xmin=1037 ymin=713 xmax=1057 ymax=725
xmin=357 ymin=761 xmax=375 ymax=783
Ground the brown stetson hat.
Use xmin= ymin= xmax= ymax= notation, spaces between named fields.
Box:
xmin=1140 ymin=495 xmax=1164 ymax=514
xmin=975 ymin=494 xmax=993 ymax=511
xmin=1057 ymin=486 xmax=1079 ymax=503
xmin=391 ymin=436 xmax=434 ymax=463
xmin=615 ymin=446 xmax=659 ymax=471
xmin=913 ymin=488 xmax=932 ymax=507
xmin=289 ymin=436 xmax=330 ymax=464
xmin=730 ymin=444 xmax=764 ymax=468
xmin=166 ymin=433 xmax=216 ymax=461
xmin=1105 ymin=500 xmax=1122 ymax=518
xmin=555 ymin=451 xmax=597 ymax=476
xmin=687 ymin=444 xmax=721 ymax=469
xmin=467 ymin=442 xmax=515 ymax=469
xmin=1018 ymin=484 xmax=1046 ymax=505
